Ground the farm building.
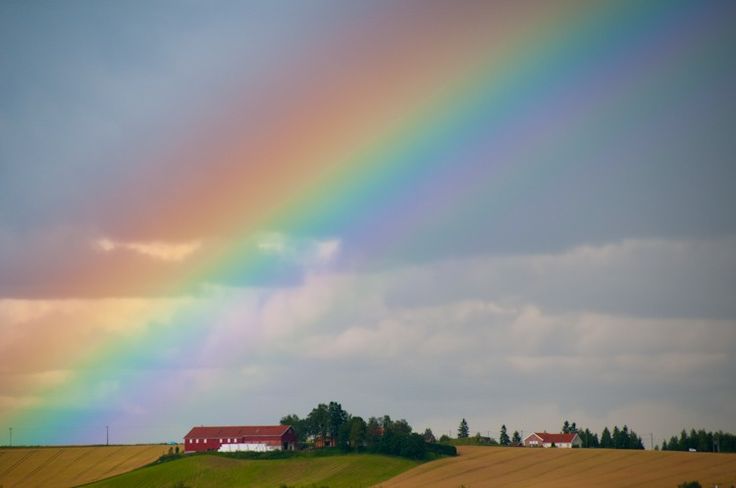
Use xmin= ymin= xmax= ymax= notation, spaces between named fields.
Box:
xmin=184 ymin=425 xmax=297 ymax=453
xmin=523 ymin=432 xmax=582 ymax=448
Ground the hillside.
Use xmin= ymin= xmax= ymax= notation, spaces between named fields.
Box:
xmin=87 ymin=453 xmax=418 ymax=488
xmin=378 ymin=446 xmax=736 ymax=488
xmin=0 ymin=444 xmax=176 ymax=488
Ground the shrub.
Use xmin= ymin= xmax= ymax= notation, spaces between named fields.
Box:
xmin=426 ymin=442 xmax=457 ymax=457
xmin=678 ymin=482 xmax=702 ymax=488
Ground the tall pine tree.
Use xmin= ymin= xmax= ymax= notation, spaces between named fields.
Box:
xmin=500 ymin=425 xmax=510 ymax=446
xmin=458 ymin=418 xmax=469 ymax=439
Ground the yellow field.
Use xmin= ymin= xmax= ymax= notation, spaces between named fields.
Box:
xmin=0 ymin=444 xmax=177 ymax=488
xmin=378 ymin=446 xmax=736 ymax=488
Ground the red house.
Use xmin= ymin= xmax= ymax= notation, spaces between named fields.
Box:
xmin=523 ymin=432 xmax=582 ymax=448
xmin=184 ymin=425 xmax=297 ymax=453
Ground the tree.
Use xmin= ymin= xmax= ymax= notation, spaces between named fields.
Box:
xmin=366 ymin=417 xmax=382 ymax=448
xmin=327 ymin=401 xmax=348 ymax=439
xmin=512 ymin=430 xmax=521 ymax=446
xmin=347 ymin=416 xmax=367 ymax=450
xmin=391 ymin=419 xmax=413 ymax=435
xmin=306 ymin=403 xmax=330 ymax=439
xmin=581 ymin=428 xmax=599 ymax=448
xmin=458 ymin=419 xmax=469 ymax=439
xmin=281 ymin=414 xmax=307 ymax=443
xmin=613 ymin=426 xmax=620 ymax=448
xmin=621 ymin=425 xmax=630 ymax=449
xmin=423 ymin=428 xmax=436 ymax=443
xmin=562 ymin=420 xmax=571 ymax=434
xmin=600 ymin=427 xmax=613 ymax=448
xmin=499 ymin=425 xmax=510 ymax=446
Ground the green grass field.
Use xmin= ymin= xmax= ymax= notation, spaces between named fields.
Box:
xmin=86 ymin=453 xmax=419 ymax=488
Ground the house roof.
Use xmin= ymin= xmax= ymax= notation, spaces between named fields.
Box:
xmin=185 ymin=425 xmax=292 ymax=439
xmin=527 ymin=432 xmax=579 ymax=444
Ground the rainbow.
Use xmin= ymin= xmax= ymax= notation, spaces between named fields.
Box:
xmin=5 ymin=0 xmax=720 ymax=444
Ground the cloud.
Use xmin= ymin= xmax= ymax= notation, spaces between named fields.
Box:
xmin=315 ymin=239 xmax=341 ymax=262
xmin=254 ymin=232 xmax=341 ymax=266
xmin=94 ymin=237 xmax=201 ymax=262
xmin=2 ymin=236 xmax=734 ymax=444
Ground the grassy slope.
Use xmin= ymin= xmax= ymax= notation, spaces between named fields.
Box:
xmin=378 ymin=446 xmax=736 ymax=488
xmin=87 ymin=453 xmax=419 ymax=488
xmin=0 ymin=445 xmax=176 ymax=488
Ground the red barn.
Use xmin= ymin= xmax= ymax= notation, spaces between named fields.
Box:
xmin=184 ymin=425 xmax=297 ymax=453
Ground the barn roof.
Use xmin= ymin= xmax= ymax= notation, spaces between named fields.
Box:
xmin=185 ymin=425 xmax=292 ymax=438
xmin=532 ymin=432 xmax=579 ymax=443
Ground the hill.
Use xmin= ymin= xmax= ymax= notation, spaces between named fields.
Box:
xmin=378 ymin=446 xmax=736 ymax=487
xmin=87 ymin=452 xmax=418 ymax=488
xmin=0 ymin=444 xmax=177 ymax=488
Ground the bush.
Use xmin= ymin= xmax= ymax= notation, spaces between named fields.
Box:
xmin=426 ymin=442 xmax=457 ymax=457
xmin=678 ymin=482 xmax=702 ymax=488
xmin=156 ymin=453 xmax=183 ymax=464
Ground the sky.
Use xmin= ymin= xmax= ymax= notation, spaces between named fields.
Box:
xmin=1 ymin=0 xmax=735 ymax=447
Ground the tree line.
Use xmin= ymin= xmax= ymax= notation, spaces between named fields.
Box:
xmin=448 ymin=418 xmax=646 ymax=449
xmin=280 ymin=401 xmax=456 ymax=460
xmin=661 ymin=429 xmax=736 ymax=452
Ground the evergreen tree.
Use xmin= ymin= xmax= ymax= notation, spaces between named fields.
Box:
xmin=512 ymin=430 xmax=521 ymax=446
xmin=621 ymin=425 xmax=630 ymax=449
xmin=600 ymin=427 xmax=613 ymax=448
xmin=613 ymin=426 xmax=622 ymax=449
xmin=562 ymin=420 xmax=571 ymax=434
xmin=500 ymin=425 xmax=510 ymax=446
xmin=580 ymin=428 xmax=592 ymax=448
xmin=458 ymin=418 xmax=469 ymax=439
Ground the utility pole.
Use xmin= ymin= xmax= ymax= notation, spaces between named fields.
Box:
xmin=9 ymin=427 xmax=12 ymax=447
xmin=649 ymin=433 xmax=654 ymax=450
xmin=106 ymin=425 xmax=109 ymax=446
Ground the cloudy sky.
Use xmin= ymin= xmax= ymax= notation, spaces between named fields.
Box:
xmin=1 ymin=0 xmax=735 ymax=446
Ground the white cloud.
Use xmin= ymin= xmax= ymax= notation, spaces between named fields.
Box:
xmin=256 ymin=232 xmax=287 ymax=255
xmin=253 ymin=232 xmax=341 ymax=268
xmin=314 ymin=239 xmax=341 ymax=262
xmin=94 ymin=237 xmax=201 ymax=261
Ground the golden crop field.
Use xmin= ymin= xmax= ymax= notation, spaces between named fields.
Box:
xmin=378 ymin=446 xmax=736 ymax=488
xmin=0 ymin=444 xmax=178 ymax=488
